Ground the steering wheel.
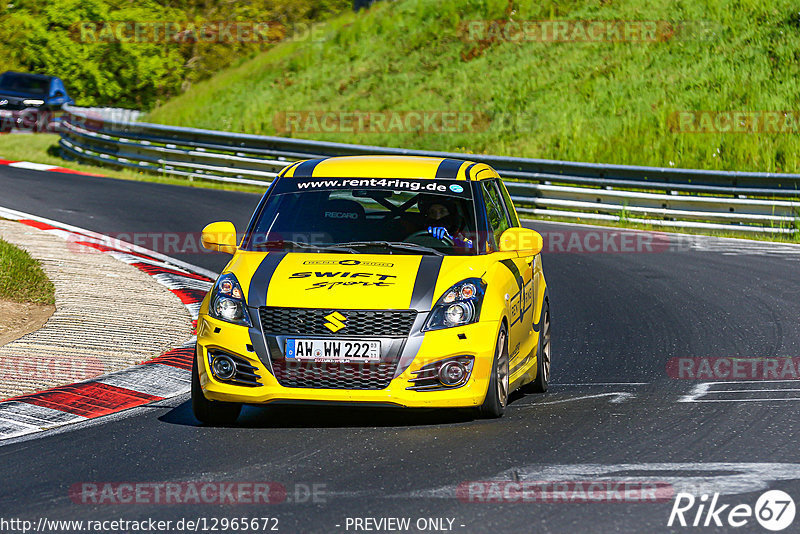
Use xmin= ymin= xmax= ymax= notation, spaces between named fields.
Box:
xmin=405 ymin=229 xmax=454 ymax=247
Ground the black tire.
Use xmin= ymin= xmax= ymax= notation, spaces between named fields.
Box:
xmin=478 ymin=326 xmax=509 ymax=418
xmin=525 ymin=300 xmax=551 ymax=393
xmin=191 ymin=350 xmax=242 ymax=425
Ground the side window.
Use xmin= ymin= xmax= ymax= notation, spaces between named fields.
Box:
xmin=481 ymin=180 xmax=511 ymax=250
xmin=497 ymin=180 xmax=520 ymax=227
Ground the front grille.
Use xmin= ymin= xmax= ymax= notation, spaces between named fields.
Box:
xmin=259 ymin=307 xmax=416 ymax=337
xmin=272 ymin=360 xmax=396 ymax=390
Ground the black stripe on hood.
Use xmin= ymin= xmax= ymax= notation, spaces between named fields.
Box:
xmin=409 ymin=256 xmax=444 ymax=310
xmin=247 ymin=252 xmax=287 ymax=308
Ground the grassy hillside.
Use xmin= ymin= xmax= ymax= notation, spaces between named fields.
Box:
xmin=147 ymin=0 xmax=800 ymax=173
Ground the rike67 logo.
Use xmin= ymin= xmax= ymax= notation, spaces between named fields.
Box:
xmin=668 ymin=490 xmax=795 ymax=531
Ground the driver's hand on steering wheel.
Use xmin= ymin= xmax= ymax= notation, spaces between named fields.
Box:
xmin=427 ymin=226 xmax=451 ymax=240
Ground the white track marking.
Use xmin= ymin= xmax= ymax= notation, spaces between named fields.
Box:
xmin=517 ymin=392 xmax=634 ymax=407
xmin=553 ymin=382 xmax=649 ymax=386
xmin=151 ymin=273 xmax=213 ymax=291
xmin=0 ymin=402 xmax=87 ymax=425
xmin=410 ymin=463 xmax=800 ymax=499
xmin=709 ymin=388 xmax=800 ymax=393
xmin=679 ymin=381 xmax=800 ymax=403
xmin=95 ymin=364 xmax=191 ymax=398
xmin=7 ymin=162 xmax=57 ymax=171
xmin=0 ymin=419 xmax=40 ymax=439
xmin=0 ymin=403 xmax=87 ymax=439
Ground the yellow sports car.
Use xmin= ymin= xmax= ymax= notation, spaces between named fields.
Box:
xmin=193 ymin=155 xmax=550 ymax=423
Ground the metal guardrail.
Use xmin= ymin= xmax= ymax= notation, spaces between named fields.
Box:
xmin=58 ymin=105 xmax=800 ymax=234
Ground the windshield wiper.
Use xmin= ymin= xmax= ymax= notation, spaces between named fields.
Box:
xmin=336 ymin=241 xmax=445 ymax=256
xmin=252 ymin=240 xmax=357 ymax=253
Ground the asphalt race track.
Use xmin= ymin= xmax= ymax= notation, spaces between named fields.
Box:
xmin=2 ymin=167 xmax=800 ymax=533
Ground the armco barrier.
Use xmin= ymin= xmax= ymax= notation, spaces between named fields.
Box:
xmin=58 ymin=105 xmax=800 ymax=234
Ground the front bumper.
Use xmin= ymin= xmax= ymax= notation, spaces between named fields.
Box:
xmin=196 ymin=313 xmax=499 ymax=408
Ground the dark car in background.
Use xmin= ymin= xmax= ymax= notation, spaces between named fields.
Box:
xmin=0 ymin=71 xmax=73 ymax=133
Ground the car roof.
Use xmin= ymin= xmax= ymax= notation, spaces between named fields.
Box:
xmin=1 ymin=71 xmax=56 ymax=81
xmin=278 ymin=155 xmax=500 ymax=181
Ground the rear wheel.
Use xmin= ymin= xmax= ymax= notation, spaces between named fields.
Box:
xmin=525 ymin=300 xmax=551 ymax=393
xmin=478 ymin=326 xmax=509 ymax=418
xmin=191 ymin=349 xmax=242 ymax=425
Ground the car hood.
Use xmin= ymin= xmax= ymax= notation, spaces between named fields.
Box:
xmin=231 ymin=252 xmax=493 ymax=311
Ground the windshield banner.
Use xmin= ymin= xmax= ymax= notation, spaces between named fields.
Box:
xmin=274 ymin=177 xmax=472 ymax=198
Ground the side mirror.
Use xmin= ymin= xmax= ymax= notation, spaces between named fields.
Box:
xmin=201 ymin=221 xmax=238 ymax=254
xmin=498 ymin=227 xmax=543 ymax=256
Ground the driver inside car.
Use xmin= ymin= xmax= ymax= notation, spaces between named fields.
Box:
xmin=418 ymin=195 xmax=474 ymax=249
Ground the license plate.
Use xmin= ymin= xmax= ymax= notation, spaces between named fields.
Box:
xmin=285 ymin=339 xmax=380 ymax=362
xmin=0 ymin=110 xmax=13 ymax=118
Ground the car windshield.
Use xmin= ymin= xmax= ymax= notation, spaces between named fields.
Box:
xmin=247 ymin=177 xmax=479 ymax=256
xmin=0 ymin=73 xmax=49 ymax=96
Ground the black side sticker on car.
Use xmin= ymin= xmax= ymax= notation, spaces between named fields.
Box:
xmin=500 ymin=259 xmax=524 ymax=326
xmin=499 ymin=259 xmax=523 ymax=292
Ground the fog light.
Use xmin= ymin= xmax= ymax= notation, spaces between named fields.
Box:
xmin=211 ymin=355 xmax=236 ymax=380
xmin=438 ymin=361 xmax=467 ymax=386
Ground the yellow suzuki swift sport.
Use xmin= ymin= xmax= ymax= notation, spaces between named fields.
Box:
xmin=193 ymin=155 xmax=550 ymax=424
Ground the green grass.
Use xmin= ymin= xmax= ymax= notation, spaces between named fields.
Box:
xmin=147 ymin=0 xmax=800 ymax=174
xmin=0 ymin=238 xmax=55 ymax=305
xmin=0 ymin=134 xmax=268 ymax=194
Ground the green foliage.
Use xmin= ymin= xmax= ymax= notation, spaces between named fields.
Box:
xmin=0 ymin=238 xmax=55 ymax=305
xmin=0 ymin=0 xmax=350 ymax=108
xmin=147 ymin=0 xmax=800 ymax=173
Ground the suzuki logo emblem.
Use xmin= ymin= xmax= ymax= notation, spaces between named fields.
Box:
xmin=323 ymin=311 xmax=346 ymax=333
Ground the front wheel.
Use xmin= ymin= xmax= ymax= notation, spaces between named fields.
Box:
xmin=191 ymin=349 xmax=242 ymax=425
xmin=478 ymin=326 xmax=509 ymax=418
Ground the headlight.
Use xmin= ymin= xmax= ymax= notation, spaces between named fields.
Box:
xmin=22 ymin=99 xmax=44 ymax=106
xmin=423 ymin=278 xmax=486 ymax=331
xmin=209 ymin=273 xmax=251 ymax=326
